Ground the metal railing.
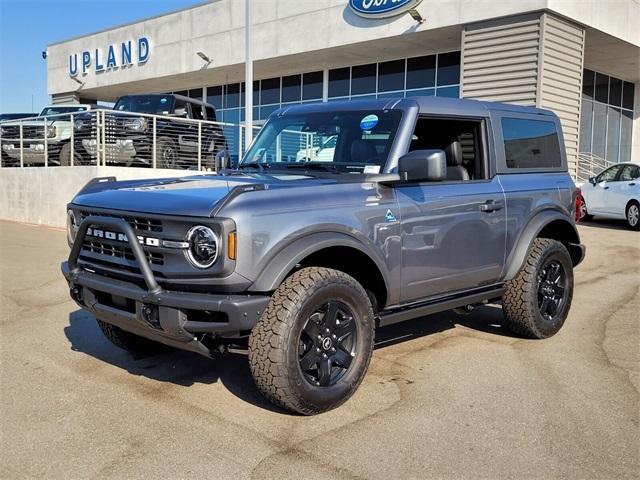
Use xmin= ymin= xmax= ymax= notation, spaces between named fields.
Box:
xmin=0 ymin=110 xmax=267 ymax=170
xmin=576 ymin=152 xmax=615 ymax=183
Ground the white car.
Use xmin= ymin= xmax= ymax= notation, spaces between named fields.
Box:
xmin=580 ymin=162 xmax=640 ymax=230
xmin=0 ymin=104 xmax=95 ymax=166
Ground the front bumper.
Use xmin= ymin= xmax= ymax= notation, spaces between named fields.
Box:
xmin=2 ymin=142 xmax=60 ymax=163
xmin=81 ymin=138 xmax=138 ymax=162
xmin=62 ymin=215 xmax=270 ymax=357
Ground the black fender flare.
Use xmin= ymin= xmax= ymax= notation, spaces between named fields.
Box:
xmin=248 ymin=231 xmax=391 ymax=295
xmin=504 ymin=209 xmax=583 ymax=281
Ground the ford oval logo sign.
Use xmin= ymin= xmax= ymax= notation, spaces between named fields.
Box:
xmin=349 ymin=0 xmax=423 ymax=19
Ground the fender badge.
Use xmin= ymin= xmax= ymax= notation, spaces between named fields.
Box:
xmin=385 ymin=209 xmax=397 ymax=222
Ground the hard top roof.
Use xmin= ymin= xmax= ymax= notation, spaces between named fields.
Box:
xmin=275 ymin=96 xmax=555 ymax=118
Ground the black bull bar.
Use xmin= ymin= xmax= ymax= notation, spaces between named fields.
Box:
xmin=62 ymin=216 xmax=270 ymax=355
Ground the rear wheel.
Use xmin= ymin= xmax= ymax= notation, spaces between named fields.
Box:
xmin=156 ymin=137 xmax=179 ymax=169
xmin=502 ymin=238 xmax=574 ymax=339
xmin=248 ymin=267 xmax=374 ymax=415
xmin=579 ymin=196 xmax=593 ymax=221
xmin=96 ymin=319 xmax=170 ymax=355
xmin=626 ymin=201 xmax=639 ymax=231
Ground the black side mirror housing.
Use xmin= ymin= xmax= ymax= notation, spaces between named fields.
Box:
xmin=214 ymin=149 xmax=231 ymax=173
xmin=398 ymin=149 xmax=447 ymax=182
xmin=589 ymin=176 xmax=597 ymax=185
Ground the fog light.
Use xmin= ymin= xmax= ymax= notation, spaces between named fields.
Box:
xmin=70 ymin=285 xmax=83 ymax=304
xmin=141 ymin=304 xmax=160 ymax=328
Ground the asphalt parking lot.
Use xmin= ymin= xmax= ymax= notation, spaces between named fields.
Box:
xmin=0 ymin=219 xmax=638 ymax=479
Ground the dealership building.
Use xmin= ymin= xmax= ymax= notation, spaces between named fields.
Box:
xmin=46 ymin=0 xmax=640 ymax=173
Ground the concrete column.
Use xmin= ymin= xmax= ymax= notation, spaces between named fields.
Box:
xmin=461 ymin=12 xmax=586 ymax=177
xmin=632 ymin=81 xmax=640 ymax=163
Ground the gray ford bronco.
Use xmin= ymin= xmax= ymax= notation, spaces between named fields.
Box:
xmin=62 ymin=97 xmax=585 ymax=415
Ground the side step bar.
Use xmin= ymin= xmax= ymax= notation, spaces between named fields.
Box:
xmin=377 ymin=285 xmax=505 ymax=327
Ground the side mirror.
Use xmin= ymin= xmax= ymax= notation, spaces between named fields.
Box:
xmin=398 ymin=149 xmax=447 ymax=182
xmin=214 ymin=149 xmax=230 ymax=173
xmin=588 ymin=176 xmax=597 ymax=185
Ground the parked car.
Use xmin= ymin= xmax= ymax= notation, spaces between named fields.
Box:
xmin=0 ymin=105 xmax=96 ymax=166
xmin=73 ymin=94 xmax=226 ymax=168
xmin=62 ymin=97 xmax=585 ymax=414
xmin=580 ymin=162 xmax=640 ymax=230
xmin=0 ymin=113 xmax=36 ymax=121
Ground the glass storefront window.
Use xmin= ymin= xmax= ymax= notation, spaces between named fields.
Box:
xmin=282 ymin=74 xmax=301 ymax=103
xmin=378 ymin=59 xmax=405 ymax=93
xmin=302 ymin=71 xmax=323 ymax=100
xmin=406 ymin=55 xmax=435 ymax=89
xmin=351 ymin=63 xmax=376 ymax=95
xmin=328 ymin=67 xmax=350 ymax=98
xmin=579 ymin=69 xmax=635 ymax=163
xmin=436 ymin=51 xmax=460 ymax=86
xmin=225 ymin=83 xmax=240 ymax=109
xmin=436 ymin=86 xmax=460 ymax=98
xmin=207 ymin=85 xmax=223 ymax=110
xmin=260 ymin=77 xmax=280 ymax=105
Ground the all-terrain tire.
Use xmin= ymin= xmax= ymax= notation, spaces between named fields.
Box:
xmin=626 ymin=201 xmax=640 ymax=231
xmin=502 ymin=238 xmax=574 ymax=339
xmin=248 ymin=267 xmax=375 ymax=415
xmin=96 ymin=319 xmax=170 ymax=355
xmin=156 ymin=137 xmax=179 ymax=169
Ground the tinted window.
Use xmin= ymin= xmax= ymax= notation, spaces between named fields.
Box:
xmin=205 ymin=106 xmax=216 ymax=121
xmin=582 ymin=69 xmax=595 ymax=100
xmin=351 ymin=63 xmax=376 ymax=95
xmin=224 ymin=83 xmax=240 ymax=109
xmin=595 ymin=73 xmax=609 ymax=103
xmin=260 ymin=77 xmax=280 ymax=105
xmin=406 ymin=55 xmax=435 ymax=89
xmin=437 ymin=51 xmax=460 ymax=86
xmin=501 ymin=118 xmax=562 ymax=169
xmin=622 ymin=81 xmax=635 ymax=110
xmin=302 ymin=71 xmax=323 ymax=100
xmin=282 ymin=74 xmax=301 ymax=103
xmin=173 ymin=99 xmax=189 ymax=117
xmin=596 ymin=165 xmax=622 ymax=183
xmin=328 ymin=67 xmax=350 ymax=98
xmin=114 ymin=96 xmax=172 ymax=115
xmin=378 ymin=59 xmax=405 ymax=92
xmin=620 ymin=165 xmax=640 ymax=181
xmin=206 ymin=86 xmax=223 ymax=109
xmin=191 ymin=103 xmax=204 ymax=120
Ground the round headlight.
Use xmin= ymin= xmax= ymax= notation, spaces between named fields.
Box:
xmin=186 ymin=226 xmax=219 ymax=269
xmin=125 ymin=117 xmax=147 ymax=131
xmin=74 ymin=119 xmax=84 ymax=130
xmin=66 ymin=210 xmax=79 ymax=245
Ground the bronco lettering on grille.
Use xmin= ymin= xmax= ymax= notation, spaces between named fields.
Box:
xmin=86 ymin=228 xmax=160 ymax=247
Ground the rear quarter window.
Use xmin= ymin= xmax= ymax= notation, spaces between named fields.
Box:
xmin=501 ymin=117 xmax=562 ymax=169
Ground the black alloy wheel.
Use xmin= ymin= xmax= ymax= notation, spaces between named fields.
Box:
xmin=298 ymin=301 xmax=357 ymax=387
xmin=537 ymin=260 xmax=567 ymax=322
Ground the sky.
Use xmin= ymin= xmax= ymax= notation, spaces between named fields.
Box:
xmin=0 ymin=0 xmax=206 ymax=113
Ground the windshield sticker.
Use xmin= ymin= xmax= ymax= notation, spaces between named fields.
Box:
xmin=160 ymin=98 xmax=168 ymax=104
xmin=364 ymin=165 xmax=381 ymax=174
xmin=360 ymin=114 xmax=379 ymax=130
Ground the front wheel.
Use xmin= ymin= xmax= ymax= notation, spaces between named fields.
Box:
xmin=156 ymin=137 xmax=179 ymax=169
xmin=502 ymin=238 xmax=574 ymax=339
xmin=626 ymin=201 xmax=640 ymax=231
xmin=248 ymin=267 xmax=375 ymax=415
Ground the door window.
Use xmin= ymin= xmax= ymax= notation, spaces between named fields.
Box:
xmin=620 ymin=165 xmax=640 ymax=181
xmin=190 ymin=103 xmax=204 ymax=120
xmin=409 ymin=117 xmax=486 ymax=180
xmin=596 ymin=165 xmax=622 ymax=183
xmin=173 ymin=99 xmax=189 ymax=118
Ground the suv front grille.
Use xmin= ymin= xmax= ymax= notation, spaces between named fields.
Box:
xmin=82 ymin=239 xmax=164 ymax=265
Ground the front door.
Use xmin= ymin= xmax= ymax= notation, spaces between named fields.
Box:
xmin=395 ymin=178 xmax=507 ymax=302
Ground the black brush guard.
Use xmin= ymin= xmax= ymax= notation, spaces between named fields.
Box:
xmin=61 ymin=216 xmax=270 ymax=356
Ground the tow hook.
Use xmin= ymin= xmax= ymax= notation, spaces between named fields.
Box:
xmin=70 ymin=285 xmax=83 ymax=304
xmin=141 ymin=304 xmax=160 ymax=328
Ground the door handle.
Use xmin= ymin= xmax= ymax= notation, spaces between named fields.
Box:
xmin=630 ymin=183 xmax=636 ymax=186
xmin=480 ymin=200 xmax=504 ymax=212
xmin=603 ymin=186 xmax=609 ymax=190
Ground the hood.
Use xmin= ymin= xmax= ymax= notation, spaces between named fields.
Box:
xmin=71 ymin=172 xmax=338 ymax=217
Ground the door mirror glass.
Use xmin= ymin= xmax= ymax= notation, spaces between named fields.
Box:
xmin=398 ymin=149 xmax=447 ymax=182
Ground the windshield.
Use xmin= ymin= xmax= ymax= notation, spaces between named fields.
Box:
xmin=241 ymin=110 xmax=403 ymax=173
xmin=113 ymin=95 xmax=173 ymax=115
xmin=39 ymin=106 xmax=88 ymax=118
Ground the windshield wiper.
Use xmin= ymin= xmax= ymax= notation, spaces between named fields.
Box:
xmin=285 ymin=163 xmax=339 ymax=173
xmin=238 ymin=161 xmax=270 ymax=171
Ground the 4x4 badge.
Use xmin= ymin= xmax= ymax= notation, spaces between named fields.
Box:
xmin=385 ymin=209 xmax=396 ymax=222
